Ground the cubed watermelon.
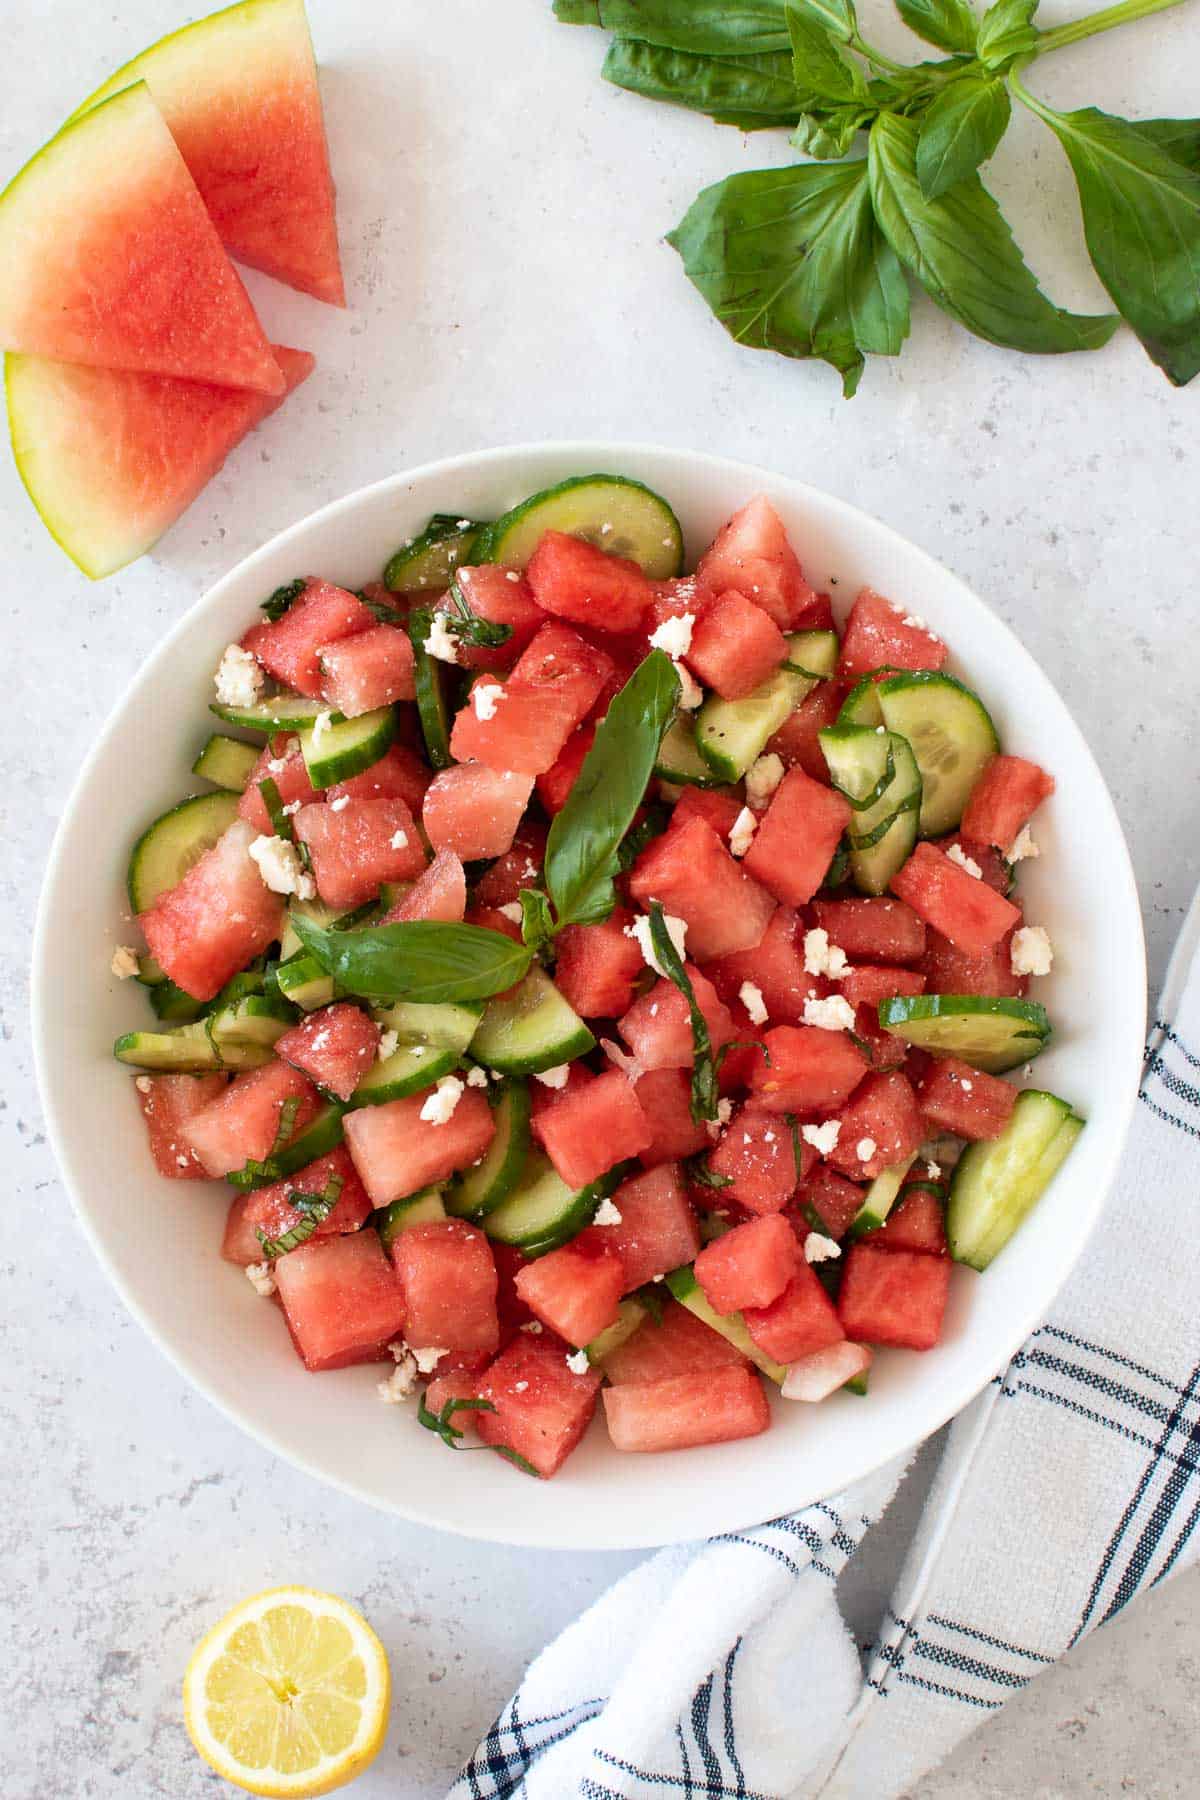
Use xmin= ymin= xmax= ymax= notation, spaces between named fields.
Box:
xmin=139 ymin=819 xmax=286 ymax=1002
xmin=389 ymin=1218 xmax=500 ymax=1356
xmin=961 ymin=754 xmax=1055 ymax=850
xmin=536 ymin=724 xmax=595 ymax=816
xmin=744 ymin=1262 xmax=845 ymax=1362
xmin=619 ymin=966 xmax=737 ymax=1071
xmin=667 ymin=785 xmax=744 ymax=842
xmin=838 ymin=965 xmax=926 ymax=1009
xmin=628 ymin=816 xmax=776 ymax=959
xmin=836 ymin=589 xmax=948 ymax=684
xmin=694 ymin=1213 xmax=799 ymax=1314
xmin=554 ymin=907 xmax=645 ymax=1019
xmin=810 ymin=896 xmax=927 ymax=965
xmin=466 ymin=904 xmax=525 ymax=944
xmin=296 ymin=797 xmax=425 ymax=911
xmin=871 ymin=1187 xmax=947 ymax=1255
xmin=451 ymin=620 xmax=615 ymax=772
xmin=492 ymin=1240 xmax=539 ymax=1340
xmin=742 ymin=767 xmax=851 ymax=909
xmin=837 ymin=1244 xmax=951 ymax=1350
xmin=767 ymin=680 xmax=844 ymax=781
xmin=922 ymin=925 xmax=1028 ymax=998
xmin=705 ymin=906 xmax=812 ymax=1026
xmin=474 ymin=820 xmax=547 ymax=908
xmin=514 ymin=1239 xmax=624 ymax=1347
xmin=274 ymin=1230 xmax=406 ymax=1371
xmin=422 ymin=764 xmax=535 ymax=861
xmin=381 ymin=849 xmax=467 ymax=924
xmin=318 ymin=623 xmax=415 ymax=716
xmin=242 ymin=580 xmax=374 ymax=697
xmin=526 ymin=530 xmax=653 ymax=633
xmin=474 ymin=1333 xmax=602 ymax=1477
xmin=242 ymin=1146 xmax=372 ymax=1250
xmin=934 ymin=832 xmax=1012 ymax=895
xmin=694 ymin=496 xmax=818 ymax=630
xmin=182 ymin=1059 xmax=320 ymax=1178
xmin=325 ymin=743 xmax=431 ymax=813
xmin=850 ymin=1003 xmax=909 ymax=1072
xmin=534 ymin=1070 xmax=652 ymax=1190
xmin=578 ymin=1162 xmax=700 ymax=1290
xmin=603 ymin=1364 xmax=770 ymax=1452
xmin=602 ymin=1297 xmax=749 ymax=1384
xmin=238 ymin=737 xmax=318 ymax=834
xmin=136 ymin=1071 xmax=228 ymax=1179
xmin=423 ymin=1366 xmax=487 ymax=1425
xmin=708 ymin=1105 xmax=801 ymax=1215
xmin=274 ymin=1002 xmax=380 ymax=1102
xmin=221 ymin=1193 xmax=263 ymax=1264
xmin=748 ymin=1025 xmax=868 ymax=1115
xmin=445 ymin=564 xmax=543 ymax=669
xmin=530 ymin=1063 xmax=595 ymax=1145
xmin=685 ymin=592 xmax=788 ymax=698
xmin=827 ymin=1070 xmax=925 ymax=1180
xmin=918 ymin=1055 xmax=1017 ymax=1140
xmin=794 ymin=1165 xmax=866 ymax=1240
xmin=890 ymin=843 xmax=1021 ymax=956
xmin=634 ymin=1068 xmax=712 ymax=1165
xmin=343 ymin=1088 xmax=496 ymax=1204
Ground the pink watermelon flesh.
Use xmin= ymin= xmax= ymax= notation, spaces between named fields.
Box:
xmin=139 ymin=818 xmax=286 ymax=1001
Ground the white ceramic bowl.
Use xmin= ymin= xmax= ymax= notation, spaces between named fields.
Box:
xmin=33 ymin=443 xmax=1146 ymax=1550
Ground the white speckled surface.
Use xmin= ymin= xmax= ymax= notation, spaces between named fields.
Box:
xmin=2 ymin=1 xmax=1198 ymax=1793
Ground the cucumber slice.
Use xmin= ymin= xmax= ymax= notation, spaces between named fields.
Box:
xmin=877 ymin=673 xmax=999 ymax=837
xmin=275 ymin=951 xmax=335 ymax=1012
xmin=407 ymin=610 xmax=454 ymax=770
xmin=878 ymin=994 xmax=1050 ymax=1073
xmin=470 ymin=967 xmax=595 ymax=1075
xmin=267 ymin=1102 xmax=347 ymax=1182
xmin=848 ymin=1154 xmax=917 ymax=1238
xmin=446 ymin=1081 xmax=532 ymax=1218
xmin=208 ymin=994 xmax=296 ymax=1050
xmin=148 ymin=979 xmax=205 ymax=1024
xmin=948 ymin=1090 xmax=1084 ymax=1270
xmin=279 ymin=898 xmax=342 ymax=962
xmin=695 ymin=632 xmax=831 ymax=781
xmin=384 ymin=513 xmax=488 ymax=592
xmin=210 ymin=694 xmax=333 ymax=734
xmin=586 ymin=1298 xmax=649 ymax=1365
xmin=375 ymin=1187 xmax=447 ymax=1251
xmin=819 ymin=725 xmax=921 ymax=896
xmin=113 ymin=1024 xmax=271 ymax=1073
xmin=654 ymin=715 xmax=726 ymax=788
xmin=664 ymin=1267 xmax=786 ymax=1383
xmin=837 ymin=674 xmax=886 ymax=727
xmin=351 ymin=1040 xmax=460 ymax=1106
xmin=191 ymin=733 xmax=260 ymax=792
xmin=374 ymin=999 xmax=484 ymax=1052
xmin=471 ymin=475 xmax=683 ymax=577
xmin=298 ymin=705 xmax=396 ymax=790
xmin=127 ymin=791 xmax=240 ymax=912
xmin=481 ymin=1152 xmax=606 ymax=1252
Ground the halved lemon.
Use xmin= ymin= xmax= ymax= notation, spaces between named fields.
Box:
xmin=183 ymin=1586 xmax=390 ymax=1797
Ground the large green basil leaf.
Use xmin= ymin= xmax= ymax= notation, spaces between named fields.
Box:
xmin=787 ymin=3 xmax=868 ymax=106
xmin=598 ymin=0 xmax=791 ymax=53
xmin=916 ymin=73 xmax=1010 ymax=198
xmin=894 ymin=0 xmax=979 ymax=53
xmin=975 ymin=0 xmax=1038 ymax=68
xmin=602 ymin=38 xmax=802 ymax=129
xmin=292 ymin=916 xmax=532 ymax=1004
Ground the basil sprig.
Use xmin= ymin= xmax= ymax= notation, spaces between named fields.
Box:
xmin=256 ymin=1175 xmax=344 ymax=1259
xmin=292 ymin=913 xmax=532 ymax=1004
xmin=647 ymin=902 xmax=720 ymax=1123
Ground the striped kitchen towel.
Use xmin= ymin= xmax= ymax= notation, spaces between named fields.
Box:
xmin=448 ymin=890 xmax=1200 ymax=1800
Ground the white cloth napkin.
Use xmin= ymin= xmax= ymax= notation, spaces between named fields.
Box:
xmin=448 ymin=893 xmax=1200 ymax=1800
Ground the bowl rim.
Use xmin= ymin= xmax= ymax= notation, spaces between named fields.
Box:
xmin=32 ymin=439 xmax=1147 ymax=1547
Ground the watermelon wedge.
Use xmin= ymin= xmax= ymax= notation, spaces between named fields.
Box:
xmin=0 ymin=83 xmax=283 ymax=393
xmin=72 ymin=0 xmax=344 ymax=306
xmin=6 ymin=346 xmax=313 ymax=578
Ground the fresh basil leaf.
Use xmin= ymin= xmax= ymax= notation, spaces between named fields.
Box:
xmin=598 ymin=0 xmax=791 ymax=54
xmin=445 ymin=579 xmax=514 ymax=650
xmin=975 ymin=0 xmax=1037 ymax=68
xmin=555 ymin=0 xmax=601 ymax=20
xmin=686 ymin=1157 xmax=734 ymax=1189
xmin=868 ymin=112 xmax=1119 ymax=355
xmin=601 ymin=38 xmax=802 ymax=130
xmin=647 ymin=903 xmax=718 ymax=1122
xmin=519 ymin=888 xmax=555 ymax=953
xmin=256 ymin=1175 xmax=343 ymax=1260
xmin=544 ymin=650 xmax=680 ymax=930
xmin=916 ymin=74 xmax=1010 ymax=198
xmin=787 ymin=3 xmax=868 ymax=106
xmin=293 ymin=914 xmax=532 ymax=1004
xmin=894 ymin=0 xmax=978 ymax=53
xmin=1129 ymin=117 xmax=1200 ymax=176
xmin=791 ymin=107 xmax=872 ymax=160
xmin=1013 ymin=99 xmax=1200 ymax=386
xmin=229 ymin=1094 xmax=302 ymax=1191
xmin=257 ymin=777 xmax=295 ymax=843
xmin=668 ymin=158 xmax=910 ymax=397
xmin=260 ymin=578 xmax=306 ymax=623
xmin=788 ymin=0 xmax=858 ymax=43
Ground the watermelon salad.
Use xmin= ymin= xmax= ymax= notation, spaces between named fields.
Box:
xmin=110 ymin=473 xmax=1082 ymax=1478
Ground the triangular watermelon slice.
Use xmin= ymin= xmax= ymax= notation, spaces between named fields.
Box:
xmin=6 ymin=345 xmax=314 ymax=578
xmin=73 ymin=0 xmax=344 ymax=307
xmin=0 ymin=83 xmax=284 ymax=395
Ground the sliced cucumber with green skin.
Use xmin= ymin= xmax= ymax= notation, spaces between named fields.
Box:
xmin=446 ymin=1082 xmax=532 ymax=1218
xmin=837 ymin=674 xmax=886 ymax=728
xmin=148 ymin=979 xmax=205 ymax=1024
xmin=848 ymin=1154 xmax=917 ymax=1238
xmin=298 ymin=705 xmax=396 ymax=790
xmin=587 ymin=1298 xmax=649 ymax=1365
xmin=136 ymin=954 xmax=167 ymax=987
xmin=113 ymin=1024 xmax=271 ymax=1073
xmin=127 ymin=791 xmax=240 ymax=912
xmin=481 ymin=1152 xmax=608 ymax=1252
xmin=351 ymin=1040 xmax=460 ymax=1106
xmin=407 ymin=610 xmax=454 ymax=770
xmin=877 ymin=673 xmax=999 ymax=838
xmin=374 ymin=999 xmax=484 ymax=1052
xmin=209 ymin=994 xmax=296 ymax=1050
xmin=279 ymin=898 xmax=342 ymax=962
xmin=191 ymin=733 xmax=260 ymax=792
xmin=266 ymin=1102 xmax=347 ymax=1183
xmin=375 ymin=1187 xmax=447 ymax=1251
xmin=948 ymin=1091 xmax=1084 ymax=1270
xmin=819 ymin=725 xmax=921 ymax=896
xmin=470 ymin=474 xmax=683 ymax=577
xmin=696 ymin=632 xmax=833 ymax=781
xmin=275 ymin=951 xmax=335 ymax=1012
xmin=664 ymin=1267 xmax=786 ymax=1383
xmin=210 ymin=694 xmax=334 ymax=734
xmin=470 ymin=967 xmax=595 ymax=1075
xmin=384 ymin=514 xmax=488 ymax=593
xmin=878 ymin=995 xmax=1050 ymax=1073
xmin=654 ymin=715 xmax=727 ymax=788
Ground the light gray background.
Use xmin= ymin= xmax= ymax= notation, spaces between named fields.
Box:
xmin=2 ymin=1 xmax=1197 ymax=1794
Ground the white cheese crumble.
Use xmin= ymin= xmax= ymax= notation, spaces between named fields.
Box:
xmin=419 ymin=1075 xmax=465 ymax=1124
xmin=856 ymin=1137 xmax=877 ymax=1162
xmin=412 ymin=1345 xmax=448 ymax=1374
xmin=801 ymin=1119 xmax=842 ymax=1156
xmin=600 ymin=1038 xmax=643 ymax=1081
xmin=565 ymin=1349 xmax=591 ymax=1376
xmin=625 ymin=911 xmax=688 ymax=977
xmin=377 ymin=1349 xmax=418 ymax=1403
xmin=739 ymin=981 xmax=769 ymax=1025
xmin=706 ymin=1095 xmax=735 ymax=1140
xmin=329 ymin=794 xmax=350 ymax=812
xmin=803 ymin=994 xmax=856 ymax=1032
xmin=505 ymin=569 xmax=521 ymax=583
xmin=534 ymin=1065 xmax=571 ymax=1090
xmin=134 ymin=1075 xmax=153 ymax=1095
xmin=946 ymin=843 xmax=983 ymax=880
xmin=804 ymin=1232 xmax=842 ymax=1264
xmin=311 ymin=710 xmax=335 ymax=744
xmin=390 ymin=829 xmax=409 ymax=850
xmin=267 ymin=755 xmax=288 ymax=775
xmin=497 ymin=901 xmax=524 ymax=923
xmin=465 ymin=1066 xmax=490 ymax=1088
xmin=593 ymin=1198 xmax=623 ymax=1227
xmin=926 ymin=1161 xmax=941 ymax=1180
xmin=1008 ymin=824 xmax=1039 ymax=862
xmin=245 ymin=1261 xmax=276 ymax=1298
xmin=1011 ymin=925 xmax=1054 ymax=977
xmin=728 ymin=806 xmax=758 ymax=859
xmin=472 ymin=682 xmax=504 ymax=721
xmin=648 ymin=612 xmax=696 ymax=659
xmin=249 ymin=833 xmax=315 ymax=900
xmin=803 ymin=927 xmax=849 ymax=980
xmin=902 ymin=612 xmax=930 ymax=631
xmin=424 ymin=613 xmax=461 ymax=664
xmin=745 ymin=753 xmax=785 ymax=809
xmin=214 ymin=643 xmax=264 ymax=708
xmin=377 ymin=1029 xmax=399 ymax=1062
xmin=674 ymin=661 xmax=704 ymax=709
xmin=110 ymin=945 xmax=140 ymax=979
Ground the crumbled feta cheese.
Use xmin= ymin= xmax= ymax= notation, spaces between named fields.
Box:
xmin=455 ymin=518 xmax=473 ymax=530
xmin=565 ymin=1349 xmax=591 ymax=1376
xmin=804 ymin=1232 xmax=842 ymax=1264
xmin=803 ymin=927 xmax=849 ymax=980
xmin=534 ymin=1065 xmax=571 ymax=1090
xmin=716 ymin=1098 xmax=733 ymax=1125
xmin=673 ymin=660 xmax=705 ymax=710
xmin=281 ymin=800 xmax=301 ymax=817
xmin=419 ymin=1075 xmax=465 ymax=1124
xmin=412 ymin=1345 xmax=447 ymax=1374
xmin=505 ymin=569 xmax=521 ymax=583
xmin=745 ymin=753 xmax=785 ymax=809
xmin=1011 ymin=925 xmax=1053 ymax=977
xmin=856 ymin=1137 xmax=877 ymax=1162
xmin=803 ymin=995 xmax=856 ymax=1032
xmin=739 ymin=981 xmax=769 ymax=1025
xmin=926 ymin=1161 xmax=941 ymax=1180
xmin=902 ymin=612 xmax=930 ymax=631
xmin=593 ymin=1198 xmax=623 ymax=1227
xmin=377 ymin=1350 xmax=418 ymax=1403
xmin=513 ymin=1379 xmax=529 ymax=1392
xmin=946 ymin=843 xmax=983 ymax=880
xmin=329 ymin=794 xmax=350 ymax=812
xmin=472 ymin=682 xmax=504 ymax=722
xmin=134 ymin=1075 xmax=152 ymax=1095
xmin=1008 ymin=825 xmax=1039 ymax=862
xmin=110 ymin=945 xmax=140 ymax=980
xmin=801 ymin=1119 xmax=842 ymax=1156
xmin=423 ymin=613 xmax=461 ymax=664
xmin=649 ymin=612 xmax=695 ymax=659
xmin=600 ymin=1038 xmax=643 ymax=1081
xmin=497 ymin=901 xmax=524 ymax=923
xmin=625 ymin=911 xmax=687 ymax=977
xmin=311 ymin=710 xmax=335 ymax=744
xmin=249 ymin=833 xmax=315 ymax=900
xmin=214 ymin=643 xmax=264 ymax=708
xmin=728 ymin=806 xmax=758 ymax=859
xmin=465 ymin=1065 xmax=490 ymax=1088
xmin=390 ymin=829 xmax=409 ymax=850
xmin=267 ymin=755 xmax=288 ymax=776
xmin=245 ymin=1261 xmax=276 ymax=1298
xmin=377 ymin=1029 xmax=399 ymax=1062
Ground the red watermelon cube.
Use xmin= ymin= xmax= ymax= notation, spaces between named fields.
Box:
xmin=707 ymin=1106 xmax=801 ymax=1216
xmin=836 ymin=589 xmax=948 ymax=684
xmin=242 ymin=1146 xmax=372 ymax=1250
xmin=695 ymin=496 xmax=817 ymax=629
xmin=603 ymin=1364 xmax=770 ymax=1452
xmin=534 ymin=1070 xmax=652 ymax=1190
xmin=748 ymin=1025 xmax=868 ymax=1115
xmin=851 ymin=1003 xmax=909 ymax=1073
xmin=511 ymin=620 xmax=616 ymax=716
xmin=221 ymin=1193 xmax=264 ymax=1265
xmin=139 ymin=819 xmax=286 ymax=1002
xmin=274 ymin=1002 xmax=380 ymax=1102
xmin=767 ymin=680 xmax=844 ymax=780
xmin=446 ymin=564 xmax=543 ymax=670
xmin=917 ymin=1055 xmax=1017 ymax=1140
xmin=628 ymin=815 xmax=776 ymax=960
xmin=319 ymin=623 xmax=415 ymax=716
xmin=794 ymin=1165 xmax=866 ymax=1240
xmin=242 ymin=580 xmax=374 ymax=697
xmin=536 ymin=724 xmax=595 ymax=815
xmin=182 ymin=1060 xmax=320 ymax=1178
xmin=389 ymin=1218 xmax=500 ymax=1356
xmin=422 ymin=764 xmax=535 ymax=861
xmin=380 ymin=849 xmax=467 ymax=924
xmin=343 ymin=1088 xmax=496 ymax=1204
xmin=634 ymin=1068 xmax=711 ymax=1165
xmin=514 ymin=1240 xmax=624 ymax=1347
xmin=475 ymin=1333 xmax=602 ymax=1477
xmin=744 ymin=1262 xmax=845 ymax=1362
xmin=871 ymin=1187 xmax=947 ymax=1256
xmin=922 ymin=925 xmax=1028 ymax=998
xmin=890 ymin=843 xmax=1021 ymax=956
xmin=274 ymin=1230 xmax=406 ymax=1371
xmin=934 ymin=832 xmax=1012 ymax=896
xmin=827 ymin=1070 xmax=925 ymax=1180
xmin=136 ymin=1071 xmax=228 ymax=1179
xmin=602 ymin=1298 xmax=749 ymax=1384
xmin=619 ymin=967 xmax=737 ymax=1071
xmin=694 ymin=1213 xmax=799 ymax=1314
xmin=667 ymin=785 xmax=744 ymax=843
xmin=578 ymin=1162 xmax=700 ymax=1290
xmin=838 ymin=965 xmax=926 ymax=1010
xmin=837 ymin=1244 xmax=951 ymax=1349
xmin=526 ymin=530 xmax=653 ymax=633
xmin=466 ymin=904 xmax=524 ymax=944
xmin=961 ymin=754 xmax=1055 ymax=850
xmin=238 ymin=737 xmax=318 ymax=834
xmin=474 ymin=820 xmax=547 ymax=908
xmin=452 ymin=623 xmax=614 ymax=775
xmin=295 ymin=797 xmax=425 ymax=910
xmin=811 ymin=897 xmax=926 ymax=965
xmin=742 ymin=767 xmax=851 ymax=908
xmin=705 ymin=906 xmax=812 ymax=1026
xmin=325 ymin=743 xmax=430 ymax=813
xmin=685 ymin=592 xmax=788 ymax=699
xmin=530 ymin=1064 xmax=595 ymax=1147
xmin=554 ymin=906 xmax=645 ymax=1019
